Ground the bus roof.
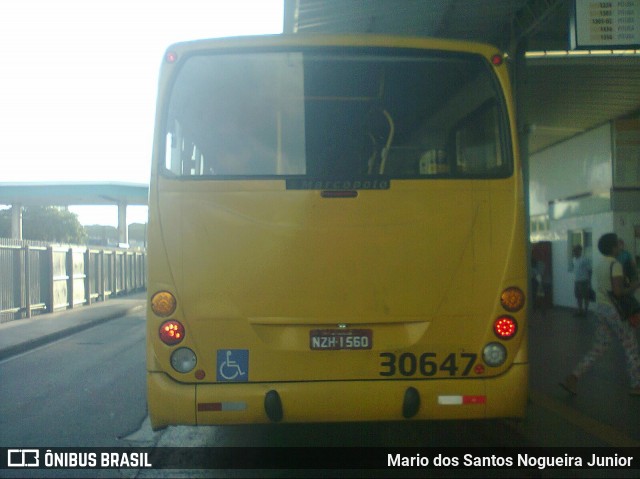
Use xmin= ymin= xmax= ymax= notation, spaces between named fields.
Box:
xmin=163 ymin=33 xmax=503 ymax=60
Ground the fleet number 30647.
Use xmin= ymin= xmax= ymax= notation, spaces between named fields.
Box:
xmin=379 ymin=352 xmax=478 ymax=377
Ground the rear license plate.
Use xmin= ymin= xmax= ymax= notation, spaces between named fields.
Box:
xmin=310 ymin=329 xmax=373 ymax=350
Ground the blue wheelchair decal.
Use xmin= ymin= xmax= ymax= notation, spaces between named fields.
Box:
xmin=217 ymin=349 xmax=249 ymax=382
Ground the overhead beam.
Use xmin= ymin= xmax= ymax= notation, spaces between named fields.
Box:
xmin=513 ymin=0 xmax=566 ymax=43
xmin=0 ymin=183 xmax=148 ymax=207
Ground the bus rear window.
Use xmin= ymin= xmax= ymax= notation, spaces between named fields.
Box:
xmin=163 ymin=49 xmax=511 ymax=179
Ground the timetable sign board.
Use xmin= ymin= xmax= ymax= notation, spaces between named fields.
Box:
xmin=572 ymin=0 xmax=640 ymax=48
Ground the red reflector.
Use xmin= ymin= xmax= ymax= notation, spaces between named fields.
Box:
xmin=159 ymin=320 xmax=185 ymax=345
xmin=198 ymin=402 xmax=247 ymax=411
xmin=463 ymin=395 xmax=486 ymax=405
xmin=494 ymin=316 xmax=517 ymax=339
xmin=165 ymin=51 xmax=178 ymax=63
xmin=491 ymin=54 xmax=503 ymax=66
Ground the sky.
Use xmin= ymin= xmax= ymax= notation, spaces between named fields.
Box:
xmin=0 ymin=0 xmax=283 ymax=226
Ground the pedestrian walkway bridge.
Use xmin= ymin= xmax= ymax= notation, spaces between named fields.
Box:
xmin=0 ymin=182 xmax=148 ymax=244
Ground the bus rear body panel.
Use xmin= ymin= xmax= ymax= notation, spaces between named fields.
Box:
xmin=147 ymin=35 xmax=527 ymax=428
xmin=148 ymin=364 xmax=527 ymax=429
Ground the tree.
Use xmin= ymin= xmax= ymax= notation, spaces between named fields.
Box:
xmin=0 ymin=206 xmax=87 ymax=244
xmin=128 ymin=223 xmax=147 ymax=246
xmin=84 ymin=224 xmax=118 ymax=245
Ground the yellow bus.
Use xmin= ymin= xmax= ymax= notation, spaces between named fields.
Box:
xmin=147 ymin=34 xmax=527 ymax=429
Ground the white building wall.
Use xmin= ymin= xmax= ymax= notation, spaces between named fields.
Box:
xmin=529 ymin=123 xmax=612 ymax=216
xmin=529 ymin=123 xmax=614 ymax=308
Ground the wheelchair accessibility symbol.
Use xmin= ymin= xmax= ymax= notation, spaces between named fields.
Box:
xmin=217 ymin=349 xmax=249 ymax=382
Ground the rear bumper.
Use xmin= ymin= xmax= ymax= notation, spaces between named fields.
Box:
xmin=148 ymin=363 xmax=527 ymax=430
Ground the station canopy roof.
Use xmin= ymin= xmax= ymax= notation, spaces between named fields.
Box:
xmin=285 ymin=0 xmax=640 ymax=153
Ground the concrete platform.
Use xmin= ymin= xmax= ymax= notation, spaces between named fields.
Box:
xmin=528 ymin=305 xmax=640 ymax=445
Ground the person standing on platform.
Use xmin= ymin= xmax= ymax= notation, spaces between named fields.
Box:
xmin=572 ymin=245 xmax=592 ymax=317
xmin=531 ymin=256 xmax=540 ymax=310
xmin=560 ymin=233 xmax=640 ymax=396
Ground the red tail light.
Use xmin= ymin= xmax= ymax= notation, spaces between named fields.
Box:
xmin=494 ymin=316 xmax=517 ymax=339
xmin=159 ymin=320 xmax=185 ymax=345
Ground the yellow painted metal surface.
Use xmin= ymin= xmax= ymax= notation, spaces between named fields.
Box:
xmin=148 ymin=364 xmax=527 ymax=429
xmin=146 ymin=34 xmax=527 ymax=427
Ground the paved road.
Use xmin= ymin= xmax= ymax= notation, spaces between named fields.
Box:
xmin=0 ymin=313 xmax=146 ymax=447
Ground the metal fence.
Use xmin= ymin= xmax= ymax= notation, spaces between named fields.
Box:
xmin=0 ymin=238 xmax=146 ymax=323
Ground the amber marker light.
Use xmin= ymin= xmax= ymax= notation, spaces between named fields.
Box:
xmin=500 ymin=287 xmax=525 ymax=312
xmin=151 ymin=291 xmax=177 ymax=317
xmin=159 ymin=320 xmax=185 ymax=345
